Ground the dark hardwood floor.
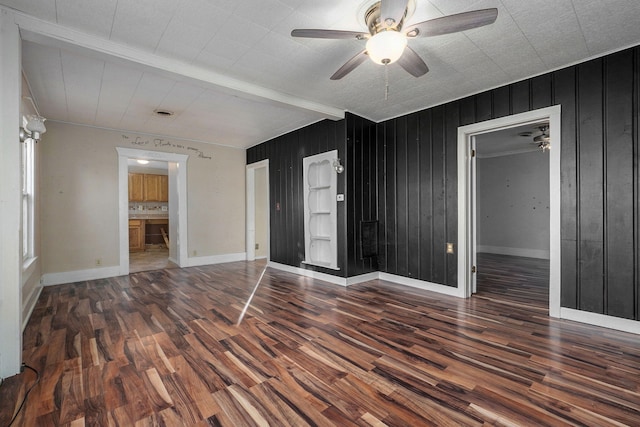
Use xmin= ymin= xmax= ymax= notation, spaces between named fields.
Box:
xmin=476 ymin=252 xmax=550 ymax=310
xmin=2 ymin=256 xmax=639 ymax=426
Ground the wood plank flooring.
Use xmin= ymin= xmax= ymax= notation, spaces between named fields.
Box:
xmin=2 ymin=256 xmax=640 ymax=426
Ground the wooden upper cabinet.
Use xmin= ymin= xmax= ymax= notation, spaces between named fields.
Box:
xmin=159 ymin=175 xmax=168 ymax=202
xmin=128 ymin=173 xmax=145 ymax=201
xmin=143 ymin=174 xmax=169 ymax=202
xmin=129 ymin=173 xmax=168 ymax=202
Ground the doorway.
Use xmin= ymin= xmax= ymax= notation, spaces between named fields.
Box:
xmin=457 ymin=106 xmax=561 ymax=317
xmin=474 ymin=123 xmax=550 ymax=310
xmin=116 ymin=147 xmax=189 ymax=275
xmin=127 ymin=158 xmax=176 ymax=273
xmin=246 ymin=160 xmax=270 ymax=262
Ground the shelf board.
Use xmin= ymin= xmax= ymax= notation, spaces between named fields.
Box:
xmin=310 ymin=235 xmax=331 ymax=241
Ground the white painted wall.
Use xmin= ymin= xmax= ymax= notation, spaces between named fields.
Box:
xmin=40 ymin=121 xmax=246 ymax=276
xmin=0 ymin=9 xmax=23 ymax=378
xmin=477 ymin=150 xmax=550 ymax=259
xmin=254 ymin=167 xmax=268 ymax=258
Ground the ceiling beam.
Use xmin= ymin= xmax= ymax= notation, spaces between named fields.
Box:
xmin=9 ymin=8 xmax=345 ymax=121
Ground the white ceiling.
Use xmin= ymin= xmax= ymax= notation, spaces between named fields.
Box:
xmin=5 ymin=0 xmax=640 ymax=149
xmin=475 ymin=121 xmax=548 ymax=157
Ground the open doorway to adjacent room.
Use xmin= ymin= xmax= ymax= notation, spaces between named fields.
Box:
xmin=458 ymin=106 xmax=561 ymax=317
xmin=246 ymin=160 xmax=270 ymax=263
xmin=127 ymin=158 xmax=177 ymax=273
xmin=116 ymin=147 xmax=189 ymax=276
xmin=473 ymin=123 xmax=550 ymax=311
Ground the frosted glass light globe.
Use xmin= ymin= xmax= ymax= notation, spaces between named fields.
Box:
xmin=366 ymin=30 xmax=407 ymax=64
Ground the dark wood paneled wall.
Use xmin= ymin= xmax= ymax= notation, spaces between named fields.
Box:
xmin=247 ymin=120 xmax=349 ymax=277
xmin=346 ymin=113 xmax=378 ymax=276
xmin=248 ymin=45 xmax=640 ymax=321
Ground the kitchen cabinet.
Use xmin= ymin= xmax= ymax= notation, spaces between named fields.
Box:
xmin=128 ymin=173 xmax=145 ymax=201
xmin=128 ymin=173 xmax=168 ymax=202
xmin=129 ymin=219 xmax=145 ymax=252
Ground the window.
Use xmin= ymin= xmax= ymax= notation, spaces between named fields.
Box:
xmin=22 ymin=135 xmax=35 ymax=262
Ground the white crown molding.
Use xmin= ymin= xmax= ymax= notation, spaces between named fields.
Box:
xmin=6 ymin=7 xmax=345 ymax=122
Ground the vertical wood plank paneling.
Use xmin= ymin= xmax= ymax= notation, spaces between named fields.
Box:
xmin=431 ymin=106 xmax=447 ymax=284
xmin=577 ymin=58 xmax=605 ymax=314
xmin=531 ymin=74 xmax=553 ymax=110
xmin=492 ymin=86 xmax=511 ymax=118
xmin=635 ymin=48 xmax=640 ymax=321
xmin=418 ymin=110 xmax=433 ymax=280
xmin=377 ymin=123 xmax=388 ymax=272
xmin=604 ymin=50 xmax=635 ymax=319
xmin=553 ymin=67 xmax=579 ymax=309
xmin=511 ymin=80 xmax=531 ymax=114
xmin=459 ymin=96 xmax=475 ymax=126
xmin=475 ymin=92 xmax=492 ymax=123
xmin=248 ymin=45 xmax=640 ymax=320
xmin=396 ymin=117 xmax=409 ymax=276
xmin=406 ymin=113 xmax=421 ymax=278
xmin=385 ymin=121 xmax=398 ymax=274
xmin=445 ymin=102 xmax=459 ymax=286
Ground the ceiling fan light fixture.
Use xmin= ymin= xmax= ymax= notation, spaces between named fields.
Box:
xmin=366 ymin=30 xmax=407 ymax=65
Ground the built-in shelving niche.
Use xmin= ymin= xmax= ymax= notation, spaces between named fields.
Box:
xmin=303 ymin=150 xmax=339 ymax=270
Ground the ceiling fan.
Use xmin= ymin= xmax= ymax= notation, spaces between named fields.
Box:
xmin=519 ymin=124 xmax=551 ymax=152
xmin=291 ymin=0 xmax=498 ymax=80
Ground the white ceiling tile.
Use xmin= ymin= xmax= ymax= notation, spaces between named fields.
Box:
xmin=233 ymin=0 xmax=294 ymax=30
xmin=572 ymin=0 xmax=640 ymax=54
xmin=109 ymin=0 xmax=180 ymax=51
xmin=55 ymin=0 xmax=117 ymax=38
xmin=21 ymin=42 xmax=69 ymax=121
xmin=16 ymin=0 xmax=640 ymax=148
xmin=60 ymin=51 xmax=105 ymax=124
xmin=1 ymin=0 xmax=56 ymax=20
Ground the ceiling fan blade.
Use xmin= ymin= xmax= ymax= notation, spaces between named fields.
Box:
xmin=404 ymin=8 xmax=498 ymax=38
xmin=380 ymin=0 xmax=409 ymax=27
xmin=291 ymin=29 xmax=368 ymax=40
xmin=397 ymin=46 xmax=429 ymax=77
xmin=330 ymin=50 xmax=368 ymax=80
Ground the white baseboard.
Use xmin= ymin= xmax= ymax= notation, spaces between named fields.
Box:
xmin=477 ymin=245 xmax=550 ymax=259
xmin=268 ymin=261 xmax=348 ymax=286
xmin=42 ymin=265 xmax=122 ymax=286
xmin=185 ymin=252 xmax=246 ymax=267
xmin=346 ymin=272 xmax=379 ymax=286
xmin=379 ymin=272 xmax=465 ymax=297
xmin=560 ymin=308 xmax=640 ymax=335
xmin=22 ymin=284 xmax=42 ymax=331
xmin=266 ymin=262 xmax=464 ymax=297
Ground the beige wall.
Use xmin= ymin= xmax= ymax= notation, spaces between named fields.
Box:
xmin=21 ymin=75 xmax=42 ymax=327
xmin=41 ymin=121 xmax=246 ymax=274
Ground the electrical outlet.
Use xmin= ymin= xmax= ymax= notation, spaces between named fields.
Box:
xmin=255 ymin=243 xmax=259 ymax=250
xmin=446 ymin=243 xmax=454 ymax=254
xmin=95 ymin=258 xmax=102 ymax=266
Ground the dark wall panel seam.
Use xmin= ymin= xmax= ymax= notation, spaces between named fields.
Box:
xmin=635 ymin=48 xmax=640 ymax=320
xmin=575 ymin=65 xmax=582 ymax=309
xmin=602 ymin=59 xmax=609 ymax=314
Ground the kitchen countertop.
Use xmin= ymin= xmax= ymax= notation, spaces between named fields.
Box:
xmin=129 ymin=214 xmax=169 ymax=220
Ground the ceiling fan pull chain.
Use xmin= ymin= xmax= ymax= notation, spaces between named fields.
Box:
xmin=384 ymin=63 xmax=389 ymax=101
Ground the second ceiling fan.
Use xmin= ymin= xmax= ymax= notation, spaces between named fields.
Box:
xmin=291 ymin=0 xmax=498 ymax=80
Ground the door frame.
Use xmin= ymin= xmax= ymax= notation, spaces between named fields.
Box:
xmin=116 ymin=147 xmax=189 ymax=274
xmin=457 ymin=105 xmax=561 ymax=317
xmin=246 ymin=159 xmax=270 ymax=261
